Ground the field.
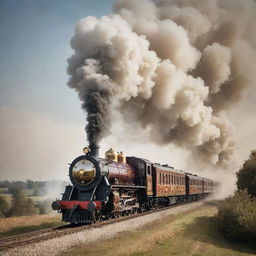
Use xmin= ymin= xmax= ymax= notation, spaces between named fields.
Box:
xmin=63 ymin=202 xmax=256 ymax=256
xmin=0 ymin=214 xmax=63 ymax=238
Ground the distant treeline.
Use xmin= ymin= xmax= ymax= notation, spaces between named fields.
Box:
xmin=0 ymin=180 xmax=67 ymax=196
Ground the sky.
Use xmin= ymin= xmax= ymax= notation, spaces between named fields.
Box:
xmin=0 ymin=0 xmax=255 ymax=188
xmin=0 ymin=0 xmax=116 ymax=180
xmin=0 ymin=0 xmax=114 ymax=123
xmin=0 ymin=0 xmax=186 ymax=181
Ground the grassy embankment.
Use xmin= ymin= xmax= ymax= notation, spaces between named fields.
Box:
xmin=0 ymin=214 xmax=63 ymax=238
xmin=63 ymin=202 xmax=256 ymax=256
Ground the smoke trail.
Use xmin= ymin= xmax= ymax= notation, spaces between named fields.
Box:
xmin=67 ymin=0 xmax=256 ymax=167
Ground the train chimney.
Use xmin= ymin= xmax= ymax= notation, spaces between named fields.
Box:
xmin=89 ymin=144 xmax=100 ymax=157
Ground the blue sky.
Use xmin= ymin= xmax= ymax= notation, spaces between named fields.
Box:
xmin=0 ymin=0 xmax=114 ymax=123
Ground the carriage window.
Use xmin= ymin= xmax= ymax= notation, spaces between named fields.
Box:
xmin=163 ymin=173 xmax=165 ymax=184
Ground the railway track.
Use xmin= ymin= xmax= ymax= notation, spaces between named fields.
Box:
xmin=0 ymin=200 xmax=203 ymax=252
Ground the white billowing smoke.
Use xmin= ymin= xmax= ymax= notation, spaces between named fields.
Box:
xmin=67 ymin=0 xmax=256 ymax=169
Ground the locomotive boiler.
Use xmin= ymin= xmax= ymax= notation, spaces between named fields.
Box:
xmin=52 ymin=144 xmax=218 ymax=224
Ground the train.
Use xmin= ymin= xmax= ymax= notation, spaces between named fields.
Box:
xmin=52 ymin=145 xmax=218 ymax=224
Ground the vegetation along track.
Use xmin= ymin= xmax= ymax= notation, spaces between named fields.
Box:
xmin=0 ymin=200 xmax=204 ymax=251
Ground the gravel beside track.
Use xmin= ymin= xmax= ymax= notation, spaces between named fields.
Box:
xmin=1 ymin=200 xmax=205 ymax=256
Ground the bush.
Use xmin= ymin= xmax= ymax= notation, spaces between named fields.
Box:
xmin=38 ymin=199 xmax=53 ymax=214
xmin=0 ymin=195 xmax=9 ymax=217
xmin=215 ymin=190 xmax=256 ymax=247
xmin=236 ymin=150 xmax=256 ymax=197
xmin=7 ymin=189 xmax=38 ymax=217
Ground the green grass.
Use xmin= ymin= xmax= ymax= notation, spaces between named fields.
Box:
xmin=63 ymin=203 xmax=256 ymax=256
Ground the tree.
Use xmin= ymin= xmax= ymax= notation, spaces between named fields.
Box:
xmin=26 ymin=179 xmax=34 ymax=189
xmin=236 ymin=150 xmax=256 ymax=197
xmin=7 ymin=189 xmax=38 ymax=216
xmin=0 ymin=195 xmax=9 ymax=217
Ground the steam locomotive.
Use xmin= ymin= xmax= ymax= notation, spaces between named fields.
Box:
xmin=52 ymin=145 xmax=218 ymax=224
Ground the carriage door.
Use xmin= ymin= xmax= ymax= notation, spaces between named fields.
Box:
xmin=146 ymin=164 xmax=153 ymax=196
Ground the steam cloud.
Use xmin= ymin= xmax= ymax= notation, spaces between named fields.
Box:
xmin=67 ymin=0 xmax=256 ymax=168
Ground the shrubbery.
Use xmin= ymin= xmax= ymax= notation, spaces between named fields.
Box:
xmin=7 ymin=189 xmax=38 ymax=216
xmin=215 ymin=190 xmax=256 ymax=247
xmin=216 ymin=150 xmax=256 ymax=248
xmin=38 ymin=199 xmax=53 ymax=214
xmin=0 ymin=195 xmax=9 ymax=217
xmin=0 ymin=189 xmax=56 ymax=217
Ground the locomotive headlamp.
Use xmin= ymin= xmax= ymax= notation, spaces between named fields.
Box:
xmin=83 ymin=147 xmax=90 ymax=154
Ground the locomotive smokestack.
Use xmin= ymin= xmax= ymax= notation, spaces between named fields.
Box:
xmin=89 ymin=144 xmax=100 ymax=157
